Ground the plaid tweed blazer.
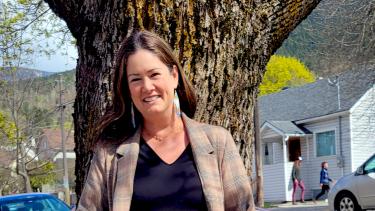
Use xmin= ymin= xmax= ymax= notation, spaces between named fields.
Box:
xmin=77 ymin=113 xmax=255 ymax=211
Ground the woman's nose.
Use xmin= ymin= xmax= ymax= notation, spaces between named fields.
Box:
xmin=142 ymin=77 xmax=155 ymax=91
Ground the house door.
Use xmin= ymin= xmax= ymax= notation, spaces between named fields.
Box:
xmin=288 ymin=137 xmax=301 ymax=161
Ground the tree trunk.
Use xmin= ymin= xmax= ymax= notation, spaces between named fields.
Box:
xmin=17 ymin=142 xmax=33 ymax=193
xmin=44 ymin=0 xmax=321 ymax=201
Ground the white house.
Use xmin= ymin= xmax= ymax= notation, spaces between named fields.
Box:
xmin=258 ymin=67 xmax=375 ymax=202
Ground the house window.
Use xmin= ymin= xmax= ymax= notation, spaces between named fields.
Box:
xmin=316 ymin=130 xmax=336 ymax=157
xmin=263 ymin=143 xmax=273 ymax=165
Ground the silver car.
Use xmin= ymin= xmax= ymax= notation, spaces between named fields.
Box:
xmin=328 ymin=153 xmax=375 ymax=211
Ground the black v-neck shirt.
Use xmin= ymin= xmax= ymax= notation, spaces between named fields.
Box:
xmin=130 ymin=139 xmax=207 ymax=211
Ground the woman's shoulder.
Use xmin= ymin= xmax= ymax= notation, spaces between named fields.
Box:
xmin=185 ymin=115 xmax=230 ymax=136
xmin=194 ymin=121 xmax=234 ymax=147
xmin=201 ymin=123 xmax=231 ymax=137
xmin=183 ymin=114 xmax=235 ymax=148
xmin=94 ymin=137 xmax=124 ymax=156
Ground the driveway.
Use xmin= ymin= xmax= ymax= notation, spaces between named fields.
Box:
xmin=267 ymin=201 xmax=329 ymax=211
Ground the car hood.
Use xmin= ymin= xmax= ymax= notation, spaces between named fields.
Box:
xmin=338 ymin=172 xmax=355 ymax=183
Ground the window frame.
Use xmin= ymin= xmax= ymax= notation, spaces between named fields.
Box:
xmin=262 ymin=142 xmax=275 ymax=165
xmin=314 ymin=127 xmax=338 ymax=158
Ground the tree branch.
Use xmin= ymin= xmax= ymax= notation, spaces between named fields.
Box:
xmin=43 ymin=0 xmax=84 ymax=38
xmin=26 ymin=161 xmax=50 ymax=172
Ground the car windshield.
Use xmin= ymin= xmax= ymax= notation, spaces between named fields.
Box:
xmin=0 ymin=195 xmax=70 ymax=211
xmin=364 ymin=154 xmax=375 ymax=173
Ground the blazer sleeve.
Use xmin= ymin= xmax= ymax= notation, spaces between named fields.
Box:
xmin=221 ymin=130 xmax=255 ymax=211
xmin=76 ymin=146 xmax=109 ymax=211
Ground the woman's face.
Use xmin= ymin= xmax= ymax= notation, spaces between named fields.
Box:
xmin=324 ymin=163 xmax=328 ymax=168
xmin=126 ymin=49 xmax=178 ymax=119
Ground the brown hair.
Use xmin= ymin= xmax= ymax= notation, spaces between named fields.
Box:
xmin=96 ymin=30 xmax=197 ymax=141
xmin=321 ymin=161 xmax=328 ymax=168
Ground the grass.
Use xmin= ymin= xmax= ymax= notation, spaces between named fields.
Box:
xmin=263 ymin=202 xmax=277 ymax=208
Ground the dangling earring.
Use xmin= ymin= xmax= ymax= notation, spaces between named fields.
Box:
xmin=174 ymin=89 xmax=181 ymax=116
xmin=131 ymin=102 xmax=136 ymax=128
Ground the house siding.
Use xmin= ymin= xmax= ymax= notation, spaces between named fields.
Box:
xmin=263 ymin=137 xmax=287 ymax=201
xmin=262 ymin=127 xmax=281 ymax=138
xmin=273 ymin=141 xmax=283 ymax=164
xmin=257 ymin=127 xmax=287 ymax=201
xmin=350 ymin=87 xmax=375 ymax=171
xmin=300 ymin=115 xmax=351 ymax=199
xmin=263 ymin=163 xmax=286 ymax=202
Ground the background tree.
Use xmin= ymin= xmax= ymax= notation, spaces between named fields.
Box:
xmin=44 ymin=0 xmax=322 ymax=200
xmin=0 ymin=0 xmax=72 ymax=193
xmin=0 ymin=75 xmax=58 ymax=192
xmin=0 ymin=111 xmax=20 ymax=195
xmin=277 ymin=0 xmax=375 ymax=76
xmin=0 ymin=70 xmax=76 ymax=194
xmin=259 ymin=55 xmax=315 ymax=96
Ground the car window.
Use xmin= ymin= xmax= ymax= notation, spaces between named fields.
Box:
xmin=364 ymin=155 xmax=375 ymax=173
xmin=44 ymin=197 xmax=70 ymax=210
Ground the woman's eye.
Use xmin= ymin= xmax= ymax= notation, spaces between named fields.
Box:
xmin=151 ymin=73 xmax=160 ymax=78
xmin=130 ymin=78 xmax=140 ymax=82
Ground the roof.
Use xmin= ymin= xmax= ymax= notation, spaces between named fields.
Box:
xmin=259 ymin=66 xmax=375 ymax=123
xmin=0 ymin=148 xmax=16 ymax=167
xmin=263 ymin=121 xmax=312 ymax=136
xmin=41 ymin=129 xmax=75 ymax=151
xmin=0 ymin=193 xmax=53 ymax=201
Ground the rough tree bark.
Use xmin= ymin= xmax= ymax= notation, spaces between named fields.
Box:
xmin=44 ymin=0 xmax=321 ymax=200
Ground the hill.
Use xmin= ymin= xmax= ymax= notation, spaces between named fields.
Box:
xmin=0 ymin=67 xmax=56 ymax=81
xmin=277 ymin=0 xmax=374 ymax=77
xmin=0 ymin=68 xmax=76 ymax=132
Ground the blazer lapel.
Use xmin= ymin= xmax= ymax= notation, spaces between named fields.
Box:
xmin=182 ymin=114 xmax=224 ymax=210
xmin=112 ymin=127 xmax=141 ymax=211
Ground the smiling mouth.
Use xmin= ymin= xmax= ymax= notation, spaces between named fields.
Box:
xmin=143 ymin=95 xmax=160 ymax=103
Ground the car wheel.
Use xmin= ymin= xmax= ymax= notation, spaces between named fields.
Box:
xmin=334 ymin=192 xmax=362 ymax=211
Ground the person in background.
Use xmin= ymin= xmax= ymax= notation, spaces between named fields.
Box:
xmin=314 ymin=161 xmax=334 ymax=203
xmin=291 ymin=156 xmax=305 ymax=205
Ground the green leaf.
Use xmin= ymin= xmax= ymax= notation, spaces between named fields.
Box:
xmin=259 ymin=55 xmax=315 ymax=96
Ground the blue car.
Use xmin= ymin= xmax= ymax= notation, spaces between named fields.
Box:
xmin=0 ymin=193 xmax=70 ymax=211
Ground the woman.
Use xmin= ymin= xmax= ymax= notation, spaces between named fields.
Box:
xmin=314 ymin=161 xmax=333 ymax=202
xmin=291 ymin=156 xmax=305 ymax=205
xmin=77 ymin=30 xmax=254 ymax=211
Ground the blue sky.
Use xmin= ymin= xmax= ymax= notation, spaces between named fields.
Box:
xmin=29 ymin=41 xmax=78 ymax=73
xmin=1 ymin=1 xmax=78 ymax=73
xmin=26 ymin=6 xmax=78 ymax=73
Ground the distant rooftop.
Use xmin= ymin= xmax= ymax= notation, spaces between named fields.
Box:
xmin=0 ymin=148 xmax=16 ymax=167
xmin=259 ymin=65 xmax=375 ymax=123
xmin=265 ymin=121 xmax=312 ymax=135
xmin=41 ymin=128 xmax=75 ymax=151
